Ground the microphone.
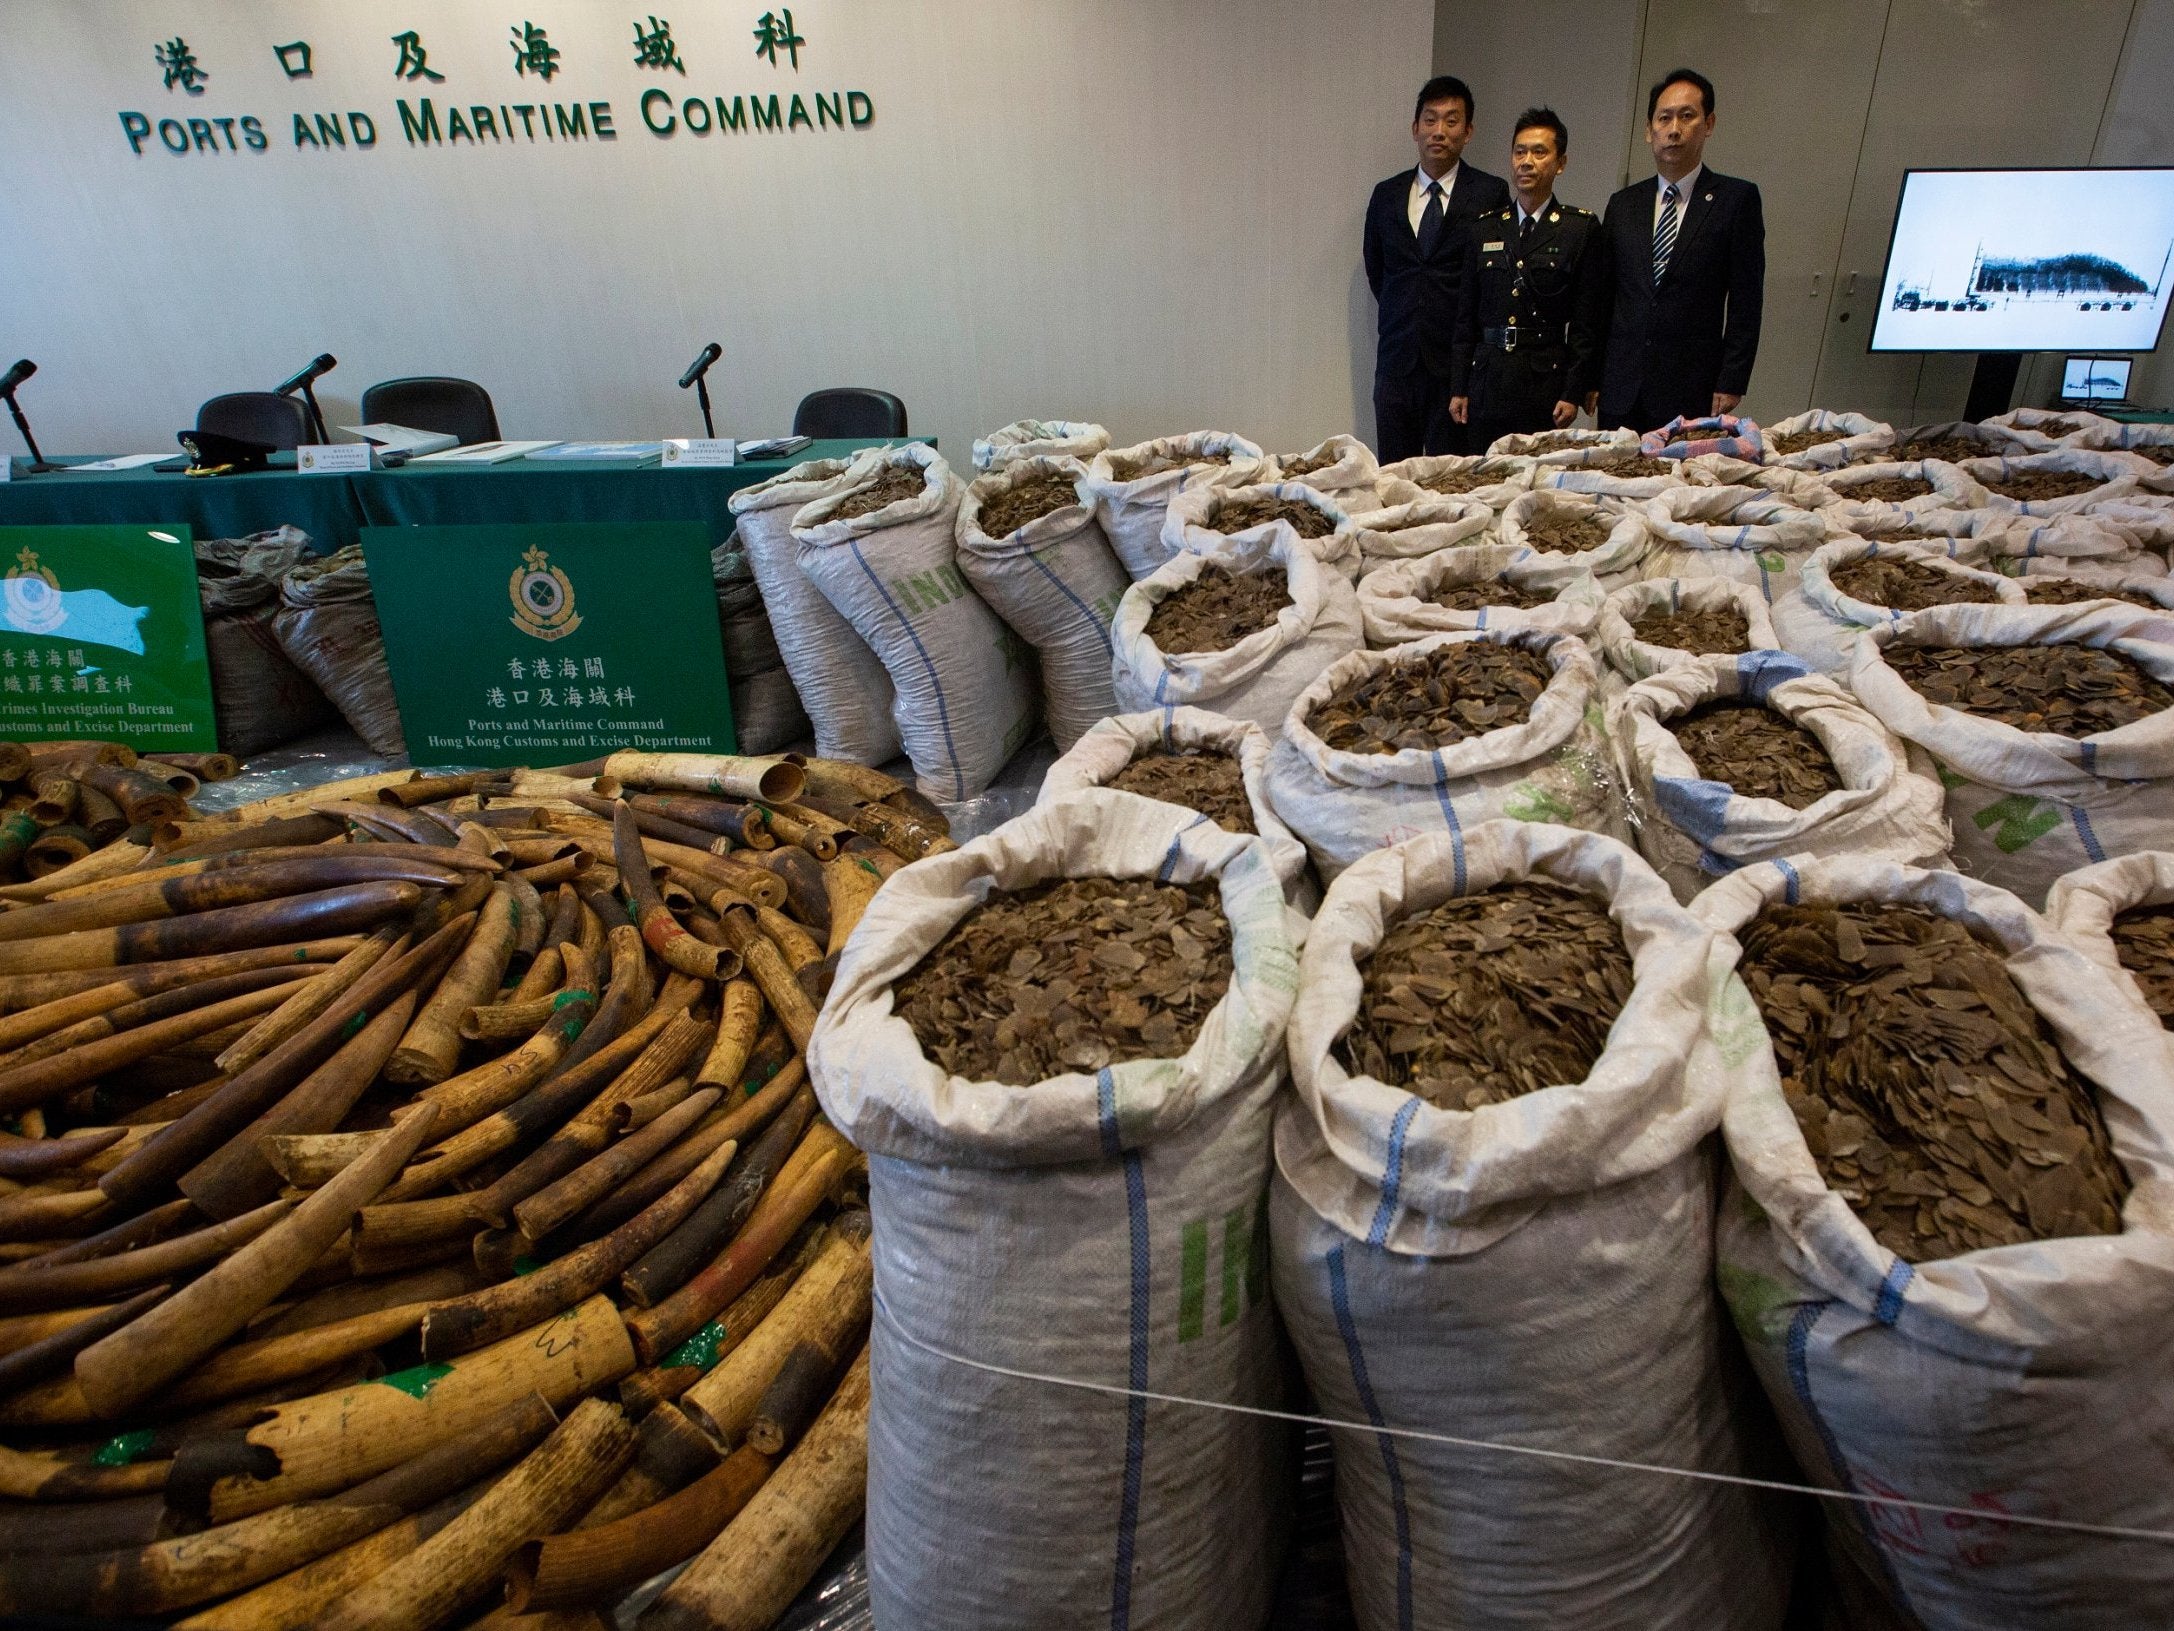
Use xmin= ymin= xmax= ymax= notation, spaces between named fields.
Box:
xmin=274 ymin=353 xmax=337 ymax=396
xmin=678 ymin=343 xmax=722 ymax=390
xmin=0 ymin=359 xmax=33 ymax=398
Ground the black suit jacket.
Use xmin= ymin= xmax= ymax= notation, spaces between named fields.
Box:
xmin=1595 ymin=169 xmax=1765 ymax=424
xmin=1365 ymin=163 xmax=1511 ymax=380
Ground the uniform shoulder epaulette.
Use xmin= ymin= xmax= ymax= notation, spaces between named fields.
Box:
xmin=1563 ymin=204 xmax=1598 ymax=220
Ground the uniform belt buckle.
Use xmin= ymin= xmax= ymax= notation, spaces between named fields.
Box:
xmin=1502 ymin=325 xmax=1517 ymax=354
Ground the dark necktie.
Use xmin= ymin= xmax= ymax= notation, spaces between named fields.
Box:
xmin=1519 ymin=211 xmax=1536 ymax=253
xmin=1653 ymin=183 xmax=1680 ymax=282
xmin=1418 ymin=181 xmax=1445 ymax=254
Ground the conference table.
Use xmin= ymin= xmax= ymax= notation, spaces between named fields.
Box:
xmin=0 ymin=437 xmax=919 ymax=553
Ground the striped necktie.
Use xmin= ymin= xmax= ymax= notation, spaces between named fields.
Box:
xmin=1653 ymin=182 xmax=1681 ymax=282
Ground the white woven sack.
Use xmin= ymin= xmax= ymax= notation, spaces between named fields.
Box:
xmin=1262 ymin=628 xmax=1619 ymax=880
xmin=1957 ymin=447 xmax=2156 ymax=518
xmin=1528 ymin=460 xmax=1683 ymax=501
xmin=1864 ymin=508 xmax=2170 ymax=579
xmin=1678 ymin=455 xmax=1842 ymax=510
xmin=1981 ymin=405 xmax=2118 ymax=450
xmin=971 ymin=418 xmax=1109 ymax=470
xmin=955 ymin=455 xmax=1129 ymax=752
xmin=1774 ymin=537 xmax=2023 ymax=676
xmin=1164 ymin=481 xmax=1360 ymax=582
xmin=2010 ymin=570 xmax=2174 ymax=611
xmin=1640 ymin=484 xmax=1833 ymax=603
xmin=1610 ymin=650 xmax=1949 ymax=901
xmin=1356 ymin=543 xmax=1600 ymax=646
xmin=793 ymin=444 xmax=1037 ymax=802
xmin=810 ymin=791 xmax=1298 ymax=1631
xmin=2081 ymin=497 xmax=2174 ymax=549
xmin=1338 ymin=497 xmax=1493 ymax=569
xmin=1761 ymin=408 xmax=1894 ymax=470
xmin=1273 ymin=821 xmax=1790 ymax=1631
xmin=1888 ymin=419 xmax=2036 ymax=460
xmin=1693 ymin=855 xmax=2174 ymax=1631
xmin=1849 ymin=604 xmax=2174 ymax=906
xmin=1038 ymin=706 xmax=1313 ymax=904
xmin=1497 ymin=488 xmax=1651 ymax=587
xmin=1595 ymin=577 xmax=1783 ymax=681
xmin=1492 ymin=425 xmax=1639 ymax=463
xmin=1110 ymin=530 xmax=1363 ymax=737
xmin=2045 ymin=849 xmax=2174 ymax=1015
xmin=1269 ymin=435 xmax=1379 ymax=509
xmin=1818 ymin=459 xmax=1990 ymax=527
xmin=727 ymin=450 xmax=902 ymax=764
xmin=1081 ymin=432 xmax=1271 ymax=580
xmin=1373 ymin=454 xmax=1536 ymax=512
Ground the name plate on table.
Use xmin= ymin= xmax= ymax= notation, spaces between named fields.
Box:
xmin=662 ymin=439 xmax=738 ymax=468
xmin=298 ymin=443 xmax=374 ymax=474
xmin=360 ymin=522 xmax=737 ymax=767
xmin=0 ymin=525 xmax=217 ymax=751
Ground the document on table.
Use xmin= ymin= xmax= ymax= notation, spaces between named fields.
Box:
xmin=408 ymin=440 xmax=564 ymax=465
xmin=526 ymin=441 xmax=664 ymax=461
xmin=340 ymin=423 xmax=459 ymax=457
xmin=66 ymin=454 xmax=177 ymax=472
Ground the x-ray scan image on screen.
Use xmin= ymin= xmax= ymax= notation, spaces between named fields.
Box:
xmin=2061 ymin=356 xmax=2132 ymax=401
xmin=1870 ymin=169 xmax=2174 ymax=353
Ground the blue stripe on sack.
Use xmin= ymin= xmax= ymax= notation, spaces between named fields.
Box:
xmin=1153 ymin=667 xmax=1172 ymax=706
xmin=1670 ymin=580 xmax=1681 ymax=613
xmin=1873 ymin=1259 xmax=1914 ymax=1326
xmin=847 ymin=539 xmax=967 ymax=800
xmin=1772 ymin=856 xmax=1802 ymax=904
xmin=1159 ymin=707 xmax=1176 ymax=746
xmin=1474 ymin=606 xmax=1490 ymax=630
xmin=1655 ymin=776 xmax=1738 ymax=844
xmin=1429 ymin=751 xmax=1467 ymax=894
xmin=1786 ymin=1300 xmax=1917 ymax=1612
xmin=1738 ymin=650 xmax=1812 ymax=702
xmin=1732 ymin=523 xmax=1753 ymax=551
xmin=2079 ymin=741 xmax=2098 ymax=775
xmin=1366 ymin=1096 xmax=1422 ymax=1247
xmin=1329 ymin=1246 xmax=1414 ymax=1631
xmin=2073 ymin=806 xmax=2107 ymax=864
xmin=1026 ymin=549 xmax=1115 ymax=657
xmin=1109 ymin=1144 xmax=1151 ymax=1631
xmin=1157 ymin=814 xmax=1209 ymax=883
xmin=1697 ymin=846 xmax=1742 ymax=877
xmin=1096 ymin=1066 xmax=1121 ymax=1159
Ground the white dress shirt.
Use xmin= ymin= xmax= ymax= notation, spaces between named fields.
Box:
xmin=1516 ymin=195 xmax=1554 ymax=232
xmin=1652 ymin=164 xmax=1703 ymax=235
xmin=1408 ymin=163 xmax=1461 ymax=234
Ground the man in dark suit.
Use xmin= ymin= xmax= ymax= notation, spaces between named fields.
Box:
xmin=1364 ymin=75 xmax=1510 ymax=461
xmin=1594 ymin=68 xmax=1765 ymax=433
xmin=1449 ymin=107 xmax=1607 ymax=455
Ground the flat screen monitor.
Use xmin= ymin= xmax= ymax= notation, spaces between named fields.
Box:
xmin=2061 ymin=355 xmax=2132 ymax=402
xmin=1868 ymin=168 xmax=2174 ymax=353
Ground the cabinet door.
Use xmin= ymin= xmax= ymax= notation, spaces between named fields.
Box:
xmin=1810 ymin=0 xmax=2136 ymax=424
xmin=1628 ymin=0 xmax=1888 ymax=421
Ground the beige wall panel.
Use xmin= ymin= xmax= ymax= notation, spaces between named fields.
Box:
xmin=0 ymin=0 xmax=1433 ymax=460
xmin=2092 ymin=0 xmax=2174 ymax=410
xmin=1811 ymin=0 xmax=2136 ymax=425
xmin=1432 ymin=0 xmax=1643 ymax=213
xmin=1629 ymin=0 xmax=1889 ymax=424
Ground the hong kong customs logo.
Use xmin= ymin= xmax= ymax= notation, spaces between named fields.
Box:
xmin=4 ymin=548 xmax=65 ymax=636
xmin=509 ymin=544 xmax=582 ymax=642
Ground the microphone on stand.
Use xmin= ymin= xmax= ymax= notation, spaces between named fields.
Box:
xmin=274 ymin=353 xmax=337 ymax=443
xmin=678 ymin=343 xmax=722 ymax=438
xmin=1 ymin=360 xmax=60 ymax=474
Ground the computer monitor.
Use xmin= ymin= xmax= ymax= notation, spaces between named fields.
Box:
xmin=2061 ymin=356 xmax=2132 ymax=403
xmin=1869 ymin=168 xmax=2174 ymax=353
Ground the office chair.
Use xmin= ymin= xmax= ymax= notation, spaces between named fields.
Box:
xmin=360 ymin=376 xmax=503 ymax=446
xmin=792 ymin=388 xmax=909 ymax=438
xmin=194 ymin=392 xmax=313 ymax=452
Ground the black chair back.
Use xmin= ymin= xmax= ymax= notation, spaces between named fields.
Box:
xmin=195 ymin=392 xmax=312 ymax=452
xmin=360 ymin=376 xmax=502 ymax=446
xmin=793 ymin=388 xmax=908 ymax=438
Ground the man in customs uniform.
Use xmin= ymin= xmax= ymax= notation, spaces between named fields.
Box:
xmin=1448 ymin=108 xmax=1606 ymax=455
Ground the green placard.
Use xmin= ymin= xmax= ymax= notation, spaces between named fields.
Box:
xmin=360 ymin=522 xmax=736 ymax=767
xmin=0 ymin=525 xmax=216 ymax=752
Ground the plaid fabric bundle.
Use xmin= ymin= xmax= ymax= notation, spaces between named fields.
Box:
xmin=1641 ymin=415 xmax=1765 ymax=463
